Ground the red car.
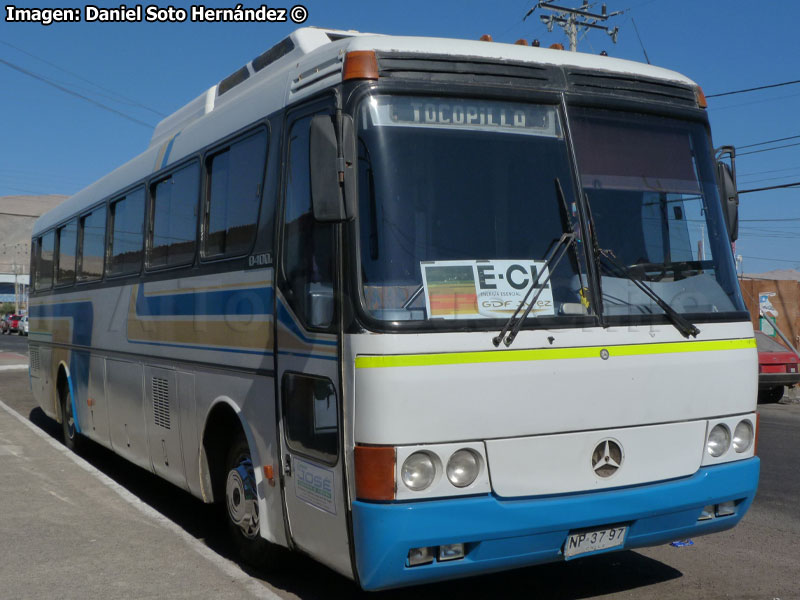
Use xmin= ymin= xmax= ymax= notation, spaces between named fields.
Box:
xmin=1 ymin=314 xmax=22 ymax=335
xmin=756 ymin=331 xmax=800 ymax=402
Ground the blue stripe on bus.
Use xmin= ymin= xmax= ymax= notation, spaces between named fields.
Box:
xmin=29 ymin=301 xmax=94 ymax=347
xmin=276 ymin=302 xmax=337 ymax=347
xmin=135 ymin=284 xmax=273 ymax=317
xmin=29 ymin=301 xmax=94 ymax=435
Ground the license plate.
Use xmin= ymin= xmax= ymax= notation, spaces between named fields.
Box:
xmin=564 ymin=525 xmax=627 ymax=559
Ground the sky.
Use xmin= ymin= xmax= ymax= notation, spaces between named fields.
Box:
xmin=1 ymin=0 xmax=799 ymax=275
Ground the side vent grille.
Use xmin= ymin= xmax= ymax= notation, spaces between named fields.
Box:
xmin=567 ymin=69 xmax=696 ymax=106
xmin=29 ymin=347 xmax=40 ymax=372
xmin=152 ymin=377 xmax=171 ymax=430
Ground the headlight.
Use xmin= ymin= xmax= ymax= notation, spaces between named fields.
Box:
xmin=446 ymin=449 xmax=480 ymax=488
xmin=733 ymin=420 xmax=754 ymax=453
xmin=707 ymin=424 xmax=731 ymax=457
xmin=401 ymin=452 xmax=436 ymax=491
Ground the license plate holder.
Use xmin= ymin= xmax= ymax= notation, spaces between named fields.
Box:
xmin=564 ymin=524 xmax=628 ymax=559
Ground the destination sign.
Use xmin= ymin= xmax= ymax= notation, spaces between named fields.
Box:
xmin=365 ymin=96 xmax=561 ymax=137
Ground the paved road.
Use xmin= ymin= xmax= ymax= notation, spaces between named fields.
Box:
xmin=1 ymin=367 xmax=798 ymax=599
xmin=0 ymin=330 xmax=29 ymax=355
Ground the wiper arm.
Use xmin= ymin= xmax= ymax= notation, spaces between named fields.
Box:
xmin=492 ymin=178 xmax=576 ymax=348
xmin=598 ymin=249 xmax=701 ymax=338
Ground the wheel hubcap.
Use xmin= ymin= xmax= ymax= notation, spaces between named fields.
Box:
xmin=226 ymin=456 xmax=259 ymax=539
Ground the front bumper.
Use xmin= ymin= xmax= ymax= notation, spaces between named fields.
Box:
xmin=352 ymin=458 xmax=759 ymax=590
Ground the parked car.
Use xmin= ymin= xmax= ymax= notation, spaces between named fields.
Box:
xmin=20 ymin=316 xmax=28 ymax=336
xmin=1 ymin=314 xmax=21 ymax=335
xmin=756 ymin=331 xmax=800 ymax=402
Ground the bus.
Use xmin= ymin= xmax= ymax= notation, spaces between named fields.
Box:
xmin=29 ymin=28 xmax=758 ymax=591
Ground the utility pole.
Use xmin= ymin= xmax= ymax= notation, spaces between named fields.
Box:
xmin=531 ymin=1 xmax=623 ymax=52
xmin=13 ymin=261 xmax=19 ymax=315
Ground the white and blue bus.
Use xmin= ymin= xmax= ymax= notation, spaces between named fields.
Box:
xmin=29 ymin=28 xmax=758 ymax=590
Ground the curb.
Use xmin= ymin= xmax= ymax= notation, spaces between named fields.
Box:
xmin=0 ymin=398 xmax=280 ymax=600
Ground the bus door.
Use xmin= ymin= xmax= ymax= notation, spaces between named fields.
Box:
xmin=275 ymin=106 xmax=351 ymax=575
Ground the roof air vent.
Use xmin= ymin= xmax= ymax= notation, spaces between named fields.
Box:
xmin=218 ymin=66 xmax=250 ymax=96
xmin=252 ymin=37 xmax=295 ymax=72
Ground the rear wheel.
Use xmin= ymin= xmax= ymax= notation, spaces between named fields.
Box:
xmin=224 ymin=433 xmax=282 ymax=568
xmin=60 ymin=384 xmax=82 ymax=451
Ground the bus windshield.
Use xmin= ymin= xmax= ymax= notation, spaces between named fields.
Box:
xmin=570 ymin=107 xmax=745 ymax=317
xmin=356 ymin=95 xmax=588 ymax=323
xmin=356 ymin=95 xmax=744 ymax=325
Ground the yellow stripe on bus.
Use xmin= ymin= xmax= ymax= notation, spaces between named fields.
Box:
xmin=354 ymin=338 xmax=756 ymax=369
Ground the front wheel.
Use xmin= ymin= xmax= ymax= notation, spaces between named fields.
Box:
xmin=224 ymin=433 xmax=283 ymax=568
xmin=60 ymin=384 xmax=82 ymax=451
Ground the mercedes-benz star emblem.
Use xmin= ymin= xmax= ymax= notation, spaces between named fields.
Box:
xmin=592 ymin=439 xmax=623 ymax=478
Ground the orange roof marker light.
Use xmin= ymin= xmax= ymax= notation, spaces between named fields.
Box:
xmin=695 ymin=85 xmax=708 ymax=109
xmin=479 ymin=34 xmax=493 ymax=42
xmin=515 ymin=39 xmax=529 ymax=46
xmin=343 ymin=50 xmax=379 ymax=81
xmin=549 ymin=43 xmax=565 ymax=50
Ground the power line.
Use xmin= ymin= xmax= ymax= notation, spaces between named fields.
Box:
xmin=0 ymin=40 xmax=165 ymax=118
xmin=738 ymin=133 xmax=800 ymax=150
xmin=740 ymin=182 xmax=800 ymax=195
xmin=706 ymin=79 xmax=800 ymax=98
xmin=740 ymin=217 xmax=800 ymax=222
xmin=0 ymin=58 xmax=154 ymax=129
xmin=0 ymin=211 xmax=42 ymax=218
xmin=739 ymin=166 xmax=800 ymax=177
xmin=740 ymin=255 xmax=800 ymax=264
xmin=738 ymin=181 xmax=800 ymax=194
xmin=630 ymin=17 xmax=650 ymax=64
xmin=738 ymin=173 xmax=800 ymax=186
xmin=738 ymin=141 xmax=800 ymax=157
xmin=708 ymin=90 xmax=800 ymax=113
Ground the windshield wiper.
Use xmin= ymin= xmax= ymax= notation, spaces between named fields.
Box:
xmin=492 ymin=178 xmax=576 ymax=348
xmin=597 ymin=249 xmax=701 ymax=338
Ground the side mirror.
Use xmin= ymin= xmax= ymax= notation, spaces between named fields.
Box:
xmin=309 ymin=114 xmax=356 ymax=222
xmin=715 ymin=145 xmax=739 ymax=243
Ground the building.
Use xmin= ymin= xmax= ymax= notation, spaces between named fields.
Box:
xmin=0 ymin=194 xmax=68 ymax=312
xmin=740 ymin=269 xmax=800 ymax=349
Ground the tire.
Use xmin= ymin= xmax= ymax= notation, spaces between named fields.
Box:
xmin=60 ymin=384 xmax=82 ymax=451
xmin=758 ymin=386 xmax=784 ymax=403
xmin=223 ymin=433 xmax=282 ymax=568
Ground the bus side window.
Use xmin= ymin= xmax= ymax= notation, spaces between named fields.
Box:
xmin=108 ymin=187 xmax=145 ymax=277
xmin=78 ymin=206 xmax=106 ymax=281
xmin=37 ymin=231 xmax=55 ymax=290
xmin=149 ymin=163 xmax=199 ymax=269
xmin=281 ymin=114 xmax=334 ymax=329
xmin=204 ymin=130 xmax=267 ymax=259
xmin=55 ymin=219 xmax=78 ymax=286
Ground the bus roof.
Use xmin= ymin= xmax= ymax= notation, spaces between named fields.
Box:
xmin=34 ymin=27 xmax=696 ymax=236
